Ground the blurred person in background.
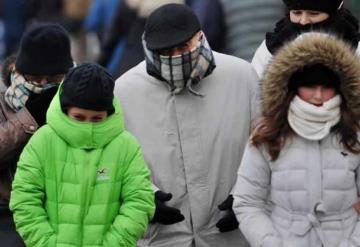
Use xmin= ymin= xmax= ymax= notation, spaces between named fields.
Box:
xmin=220 ymin=0 xmax=284 ymax=61
xmin=187 ymin=0 xmax=227 ymax=52
xmin=0 ymin=23 xmax=73 ymax=247
xmin=346 ymin=0 xmax=360 ymax=19
xmin=2 ymin=0 xmax=30 ymax=57
xmin=252 ymin=0 xmax=360 ymax=78
xmin=98 ymin=0 xmax=184 ymax=78
xmin=83 ymin=0 xmax=120 ymax=43
xmin=27 ymin=0 xmax=63 ymax=23
xmin=61 ymin=0 xmax=92 ymax=62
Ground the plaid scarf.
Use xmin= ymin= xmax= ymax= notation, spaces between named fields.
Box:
xmin=5 ymin=71 xmax=58 ymax=112
xmin=143 ymin=33 xmax=216 ymax=96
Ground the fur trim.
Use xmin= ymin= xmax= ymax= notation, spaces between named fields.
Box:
xmin=262 ymin=32 xmax=360 ymax=116
xmin=1 ymin=55 xmax=16 ymax=88
xmin=125 ymin=0 xmax=184 ymax=18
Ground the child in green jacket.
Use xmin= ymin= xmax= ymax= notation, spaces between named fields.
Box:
xmin=10 ymin=63 xmax=155 ymax=247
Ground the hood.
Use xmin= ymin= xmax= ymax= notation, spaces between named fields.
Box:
xmin=46 ymin=85 xmax=124 ymax=149
xmin=125 ymin=0 xmax=184 ymax=18
xmin=262 ymin=32 xmax=360 ymax=116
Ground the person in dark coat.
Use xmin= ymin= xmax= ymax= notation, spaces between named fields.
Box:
xmin=0 ymin=22 xmax=73 ymax=247
xmin=252 ymin=0 xmax=360 ymax=78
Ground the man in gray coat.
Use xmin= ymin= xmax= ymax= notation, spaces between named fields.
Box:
xmin=114 ymin=4 xmax=259 ymax=247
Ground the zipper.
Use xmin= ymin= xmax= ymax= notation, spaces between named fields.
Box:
xmin=79 ymin=151 xmax=91 ymax=247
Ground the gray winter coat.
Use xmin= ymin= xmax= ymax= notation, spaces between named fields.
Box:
xmin=233 ymin=33 xmax=360 ymax=247
xmin=114 ymin=52 xmax=259 ymax=247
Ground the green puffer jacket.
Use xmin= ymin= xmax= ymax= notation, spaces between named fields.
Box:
xmin=9 ymin=90 xmax=155 ymax=247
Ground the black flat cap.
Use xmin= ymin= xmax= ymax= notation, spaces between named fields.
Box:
xmin=144 ymin=4 xmax=201 ymax=51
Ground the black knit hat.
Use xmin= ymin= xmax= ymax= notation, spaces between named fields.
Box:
xmin=289 ymin=64 xmax=340 ymax=90
xmin=283 ymin=0 xmax=343 ymax=14
xmin=144 ymin=4 xmax=201 ymax=51
xmin=60 ymin=63 xmax=115 ymax=114
xmin=16 ymin=23 xmax=73 ymax=76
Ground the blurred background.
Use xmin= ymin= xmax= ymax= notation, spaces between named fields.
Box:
xmin=0 ymin=0 xmax=358 ymax=77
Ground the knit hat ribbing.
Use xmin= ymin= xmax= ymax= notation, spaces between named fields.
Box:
xmin=60 ymin=63 xmax=115 ymax=114
xmin=15 ymin=23 xmax=73 ymax=76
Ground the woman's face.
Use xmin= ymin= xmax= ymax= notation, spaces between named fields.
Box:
xmin=297 ymin=85 xmax=337 ymax=106
xmin=289 ymin=10 xmax=329 ymax=25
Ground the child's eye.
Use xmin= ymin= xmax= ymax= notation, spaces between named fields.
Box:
xmin=73 ymin=115 xmax=86 ymax=122
xmin=91 ymin=117 xmax=105 ymax=123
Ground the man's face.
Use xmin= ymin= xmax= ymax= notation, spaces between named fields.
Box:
xmin=158 ymin=32 xmax=202 ymax=56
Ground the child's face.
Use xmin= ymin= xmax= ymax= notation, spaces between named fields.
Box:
xmin=67 ymin=107 xmax=108 ymax=123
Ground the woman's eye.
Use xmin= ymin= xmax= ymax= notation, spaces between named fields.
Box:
xmin=309 ymin=12 xmax=320 ymax=16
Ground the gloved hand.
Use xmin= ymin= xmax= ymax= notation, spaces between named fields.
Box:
xmin=216 ymin=195 xmax=239 ymax=233
xmin=25 ymin=86 xmax=58 ymax=126
xmin=151 ymin=190 xmax=185 ymax=225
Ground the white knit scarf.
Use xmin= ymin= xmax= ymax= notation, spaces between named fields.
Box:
xmin=288 ymin=95 xmax=342 ymax=141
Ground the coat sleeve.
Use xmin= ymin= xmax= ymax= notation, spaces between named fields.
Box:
xmin=251 ymin=40 xmax=272 ymax=79
xmin=9 ymin=134 xmax=56 ymax=247
xmin=338 ymin=161 xmax=360 ymax=247
xmin=0 ymin=106 xmax=38 ymax=163
xmin=102 ymin=143 xmax=155 ymax=247
xmin=248 ymin=67 xmax=261 ymax=123
xmin=229 ymin=65 xmax=260 ymax=195
xmin=232 ymin=143 xmax=283 ymax=247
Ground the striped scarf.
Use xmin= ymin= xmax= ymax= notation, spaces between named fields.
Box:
xmin=5 ymin=71 xmax=58 ymax=112
xmin=143 ymin=33 xmax=216 ymax=96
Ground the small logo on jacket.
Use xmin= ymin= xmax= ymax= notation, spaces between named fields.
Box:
xmin=97 ymin=168 xmax=110 ymax=181
xmin=341 ymin=152 xmax=348 ymax=157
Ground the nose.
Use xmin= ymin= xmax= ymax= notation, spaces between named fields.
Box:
xmin=171 ymin=47 xmax=184 ymax=56
xmin=299 ymin=13 xmax=312 ymax=25
xmin=313 ymin=86 xmax=323 ymax=100
xmin=39 ymin=78 xmax=48 ymax=86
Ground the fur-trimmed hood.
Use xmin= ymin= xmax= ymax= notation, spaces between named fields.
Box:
xmin=262 ymin=32 xmax=360 ymax=116
xmin=125 ymin=0 xmax=184 ymax=18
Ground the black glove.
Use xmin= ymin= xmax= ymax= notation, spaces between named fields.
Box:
xmin=151 ymin=190 xmax=185 ymax=225
xmin=25 ymin=86 xmax=58 ymax=126
xmin=216 ymin=195 xmax=239 ymax=233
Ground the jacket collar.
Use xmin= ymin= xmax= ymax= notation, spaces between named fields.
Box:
xmin=46 ymin=87 xmax=124 ymax=149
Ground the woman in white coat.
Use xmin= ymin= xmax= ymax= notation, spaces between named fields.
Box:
xmin=252 ymin=0 xmax=360 ymax=78
xmin=233 ymin=32 xmax=360 ymax=247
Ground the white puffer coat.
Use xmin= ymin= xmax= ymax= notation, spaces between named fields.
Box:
xmin=235 ymin=135 xmax=360 ymax=247
xmin=234 ymin=33 xmax=360 ymax=247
